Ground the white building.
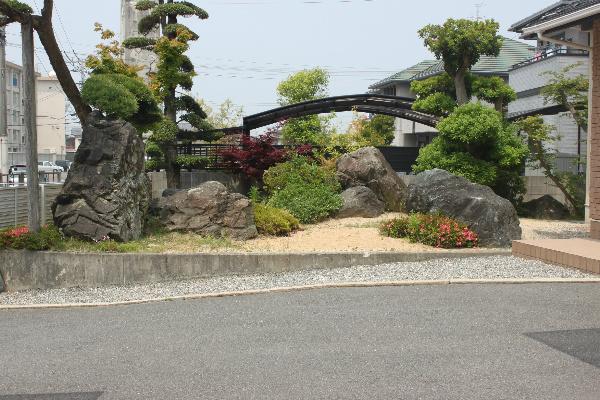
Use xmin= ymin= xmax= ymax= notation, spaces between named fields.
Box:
xmin=0 ymin=61 xmax=66 ymax=173
xmin=120 ymin=0 xmax=160 ymax=79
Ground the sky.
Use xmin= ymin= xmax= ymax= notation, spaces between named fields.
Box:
xmin=4 ymin=0 xmax=553 ymax=131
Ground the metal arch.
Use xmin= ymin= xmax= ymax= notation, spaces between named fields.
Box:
xmin=242 ymin=94 xmax=439 ymax=133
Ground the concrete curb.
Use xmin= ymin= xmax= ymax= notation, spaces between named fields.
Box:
xmin=0 ymin=249 xmax=511 ymax=292
xmin=1 ymin=278 xmax=600 ymax=310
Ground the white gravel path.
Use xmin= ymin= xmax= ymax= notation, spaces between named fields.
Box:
xmin=0 ymin=256 xmax=596 ymax=306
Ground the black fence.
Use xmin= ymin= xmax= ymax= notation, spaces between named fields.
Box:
xmin=177 ymin=144 xmax=421 ymax=173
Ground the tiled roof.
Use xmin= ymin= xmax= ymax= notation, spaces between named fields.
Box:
xmin=510 ymin=0 xmax=600 ymax=33
xmin=372 ymin=37 xmax=534 ymax=89
xmin=368 ymin=60 xmax=438 ymax=89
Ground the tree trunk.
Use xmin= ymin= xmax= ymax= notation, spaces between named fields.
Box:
xmin=22 ymin=19 xmax=41 ymax=232
xmin=35 ymin=0 xmax=90 ymax=124
xmin=495 ymin=99 xmax=504 ymax=114
xmin=454 ymin=69 xmax=469 ymax=105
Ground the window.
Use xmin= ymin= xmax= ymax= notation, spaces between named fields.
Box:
xmin=383 ymin=86 xmax=397 ymax=96
xmin=12 ymin=72 xmax=18 ymax=87
xmin=13 ymin=92 xmax=19 ymax=107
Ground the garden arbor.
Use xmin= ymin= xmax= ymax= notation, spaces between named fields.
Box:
xmin=241 ymin=94 xmax=439 ymax=134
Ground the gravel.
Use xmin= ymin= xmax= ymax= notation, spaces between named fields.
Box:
xmin=0 ymin=256 xmax=596 ymax=306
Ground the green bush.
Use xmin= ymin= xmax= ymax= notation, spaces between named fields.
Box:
xmin=175 ymin=155 xmax=210 ymax=170
xmin=145 ymin=159 xmax=162 ymax=172
xmin=263 ymin=156 xmax=342 ymax=224
xmin=254 ymin=204 xmax=300 ymax=236
xmin=0 ymin=225 xmax=63 ymax=251
xmin=380 ymin=213 xmax=478 ymax=249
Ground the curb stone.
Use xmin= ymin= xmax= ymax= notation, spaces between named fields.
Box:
xmin=1 ymin=278 xmax=600 ymax=310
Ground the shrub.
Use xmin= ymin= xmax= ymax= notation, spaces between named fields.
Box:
xmin=219 ymin=132 xmax=288 ymax=179
xmin=380 ymin=213 xmax=478 ymax=249
xmin=254 ymin=204 xmax=300 ymax=236
xmin=0 ymin=225 xmax=63 ymax=251
xmin=145 ymin=159 xmax=162 ymax=172
xmin=175 ymin=155 xmax=210 ymax=170
xmin=264 ymin=156 xmax=342 ymax=224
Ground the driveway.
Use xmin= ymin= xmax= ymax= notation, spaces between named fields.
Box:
xmin=1 ymin=284 xmax=599 ymax=399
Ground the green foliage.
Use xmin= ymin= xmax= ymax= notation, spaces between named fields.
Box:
xmin=472 ymin=76 xmax=516 ymax=110
xmin=0 ymin=225 xmax=63 ymax=251
xmin=541 ymin=63 xmax=589 ymax=128
xmin=418 ymin=19 xmax=502 ymax=78
xmin=412 ymin=92 xmax=457 ymax=116
xmin=135 ymin=0 xmax=157 ymax=11
xmin=414 ymin=103 xmax=529 ymax=204
xmin=81 ymin=74 xmax=139 ymax=119
xmin=175 ymin=155 xmax=210 ymax=170
xmin=150 ymin=3 xmax=200 ymax=18
xmin=145 ymin=141 xmax=163 ymax=158
xmin=164 ymin=24 xmax=199 ymax=41
xmin=151 ymin=120 xmax=179 ymax=144
xmin=138 ymin=14 xmax=161 ymax=35
xmin=175 ymin=95 xmax=207 ymax=117
xmin=277 ymin=68 xmax=330 ymax=105
xmin=281 ymin=115 xmax=329 ymax=146
xmin=264 ymin=156 xmax=342 ymax=224
xmin=411 ymin=73 xmax=456 ymax=98
xmin=196 ymin=98 xmax=244 ymax=129
xmin=3 ymin=0 xmax=33 ymax=14
xmin=380 ymin=214 xmax=479 ymax=249
xmin=122 ymin=37 xmax=157 ymax=50
xmin=347 ymin=114 xmax=396 ymax=147
xmin=145 ymin=159 xmax=162 ymax=172
xmin=254 ymin=204 xmax=300 ymax=236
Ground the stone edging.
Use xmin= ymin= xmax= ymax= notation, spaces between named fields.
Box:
xmin=1 ymin=278 xmax=599 ymax=310
xmin=0 ymin=249 xmax=510 ymax=292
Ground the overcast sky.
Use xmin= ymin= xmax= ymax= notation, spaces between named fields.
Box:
xmin=4 ymin=0 xmax=551 ymax=130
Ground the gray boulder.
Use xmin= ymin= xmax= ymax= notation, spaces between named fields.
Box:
xmin=52 ymin=112 xmax=150 ymax=242
xmin=337 ymin=186 xmax=385 ymax=218
xmin=405 ymin=169 xmax=521 ymax=247
xmin=157 ymin=181 xmax=257 ymax=240
xmin=336 ymin=147 xmax=407 ymax=211
xmin=521 ymin=195 xmax=570 ymax=220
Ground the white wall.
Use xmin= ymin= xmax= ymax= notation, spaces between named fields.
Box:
xmin=36 ymin=77 xmax=66 ymax=162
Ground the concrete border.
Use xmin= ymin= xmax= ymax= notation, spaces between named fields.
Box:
xmin=1 ymin=278 xmax=600 ymax=310
xmin=0 ymin=249 xmax=510 ymax=292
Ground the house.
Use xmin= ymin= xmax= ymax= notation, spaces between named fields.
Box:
xmin=369 ymin=37 xmax=535 ymax=147
xmin=508 ymin=24 xmax=590 ymax=176
xmin=511 ymin=0 xmax=600 ymax=270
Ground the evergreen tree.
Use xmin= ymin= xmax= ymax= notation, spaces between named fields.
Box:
xmin=123 ymin=0 xmax=216 ymax=188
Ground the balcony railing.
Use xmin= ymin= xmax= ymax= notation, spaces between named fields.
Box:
xmin=512 ymin=47 xmax=589 ymax=70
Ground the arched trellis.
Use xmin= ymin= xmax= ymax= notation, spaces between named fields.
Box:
xmin=241 ymin=94 xmax=439 ymax=134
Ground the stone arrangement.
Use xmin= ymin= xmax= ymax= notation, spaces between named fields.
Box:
xmin=337 ymin=186 xmax=385 ymax=218
xmin=154 ymin=181 xmax=258 ymax=240
xmin=52 ymin=112 xmax=150 ymax=242
xmin=405 ymin=169 xmax=522 ymax=247
xmin=520 ymin=195 xmax=570 ymax=220
xmin=336 ymin=147 xmax=407 ymax=213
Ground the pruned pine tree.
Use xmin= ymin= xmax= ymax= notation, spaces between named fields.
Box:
xmin=123 ymin=0 xmax=218 ymax=188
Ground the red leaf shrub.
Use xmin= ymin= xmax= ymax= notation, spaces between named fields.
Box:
xmin=219 ymin=132 xmax=314 ymax=179
xmin=380 ymin=213 xmax=478 ymax=248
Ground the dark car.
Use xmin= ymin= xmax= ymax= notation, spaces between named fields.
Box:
xmin=55 ymin=160 xmax=72 ymax=172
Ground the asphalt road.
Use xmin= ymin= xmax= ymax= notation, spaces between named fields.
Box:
xmin=1 ymin=284 xmax=599 ymax=399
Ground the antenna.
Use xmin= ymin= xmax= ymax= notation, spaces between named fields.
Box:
xmin=475 ymin=2 xmax=485 ymax=21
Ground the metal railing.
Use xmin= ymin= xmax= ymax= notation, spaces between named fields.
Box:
xmin=0 ymin=172 xmax=65 ymax=187
xmin=512 ymin=47 xmax=589 ymax=70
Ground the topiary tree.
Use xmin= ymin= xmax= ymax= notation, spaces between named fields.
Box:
xmin=541 ymin=63 xmax=589 ymax=129
xmin=276 ymin=68 xmax=332 ymax=145
xmin=122 ymin=0 xmax=216 ymax=188
xmin=413 ymin=103 xmax=529 ymax=204
xmin=347 ymin=114 xmax=396 ymax=147
xmin=418 ymin=18 xmax=503 ymax=105
xmin=82 ymin=24 xmax=163 ymax=132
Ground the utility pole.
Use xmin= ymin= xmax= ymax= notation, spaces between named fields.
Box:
xmin=0 ymin=21 xmax=8 ymax=175
xmin=22 ymin=18 xmax=41 ymax=232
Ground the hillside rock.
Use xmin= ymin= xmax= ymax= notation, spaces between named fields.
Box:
xmin=337 ymin=186 xmax=385 ymax=218
xmin=520 ymin=195 xmax=570 ymax=220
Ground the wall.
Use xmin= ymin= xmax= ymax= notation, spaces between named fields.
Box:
xmin=36 ymin=77 xmax=66 ymax=161
xmin=590 ymin=20 xmax=600 ymax=239
xmin=0 ymin=184 xmax=62 ymax=229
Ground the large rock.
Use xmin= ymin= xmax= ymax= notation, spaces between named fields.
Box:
xmin=405 ymin=169 xmax=521 ymax=247
xmin=156 ymin=181 xmax=258 ymax=240
xmin=520 ymin=195 xmax=570 ymax=220
xmin=52 ymin=112 xmax=150 ymax=242
xmin=336 ymin=147 xmax=407 ymax=211
xmin=337 ymin=186 xmax=385 ymax=218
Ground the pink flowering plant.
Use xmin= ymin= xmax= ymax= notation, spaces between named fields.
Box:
xmin=0 ymin=225 xmax=63 ymax=251
xmin=380 ymin=213 xmax=478 ymax=249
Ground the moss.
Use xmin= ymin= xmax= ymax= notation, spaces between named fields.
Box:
xmin=254 ymin=204 xmax=300 ymax=236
